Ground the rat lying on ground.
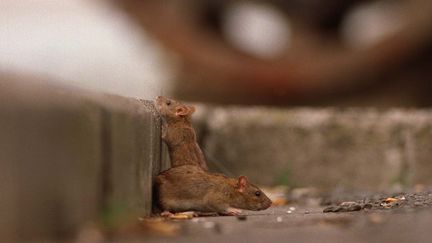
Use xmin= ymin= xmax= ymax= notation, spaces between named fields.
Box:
xmin=154 ymin=96 xmax=208 ymax=170
xmin=155 ymin=165 xmax=272 ymax=216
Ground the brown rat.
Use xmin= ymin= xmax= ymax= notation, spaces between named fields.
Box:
xmin=154 ymin=96 xmax=208 ymax=171
xmin=155 ymin=165 xmax=272 ymax=215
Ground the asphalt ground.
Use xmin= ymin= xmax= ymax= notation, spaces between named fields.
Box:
xmin=104 ymin=190 xmax=432 ymax=243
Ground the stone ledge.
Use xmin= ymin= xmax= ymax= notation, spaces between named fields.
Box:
xmin=198 ymin=107 xmax=432 ymax=190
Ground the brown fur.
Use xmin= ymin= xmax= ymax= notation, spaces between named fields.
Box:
xmin=154 ymin=96 xmax=208 ymax=171
xmin=155 ymin=165 xmax=272 ymax=213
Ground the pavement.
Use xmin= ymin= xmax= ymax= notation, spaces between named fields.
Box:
xmin=107 ymin=190 xmax=432 ymax=243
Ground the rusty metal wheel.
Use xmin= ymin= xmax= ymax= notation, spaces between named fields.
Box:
xmin=114 ymin=0 xmax=432 ymax=104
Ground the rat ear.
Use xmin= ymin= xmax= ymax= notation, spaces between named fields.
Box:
xmin=188 ymin=105 xmax=196 ymax=115
xmin=237 ymin=176 xmax=249 ymax=192
xmin=176 ymin=105 xmax=195 ymax=117
xmin=175 ymin=105 xmax=189 ymax=117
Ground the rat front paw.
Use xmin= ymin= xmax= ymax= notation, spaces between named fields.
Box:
xmin=220 ymin=208 xmax=242 ymax=216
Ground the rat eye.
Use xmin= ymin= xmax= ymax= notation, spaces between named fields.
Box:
xmin=166 ymin=100 xmax=171 ymax=105
xmin=255 ymin=191 xmax=261 ymax=197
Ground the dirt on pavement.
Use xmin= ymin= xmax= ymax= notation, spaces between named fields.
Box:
xmin=88 ymin=188 xmax=432 ymax=243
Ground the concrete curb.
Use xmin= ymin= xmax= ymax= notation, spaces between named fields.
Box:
xmin=0 ymin=73 xmax=162 ymax=241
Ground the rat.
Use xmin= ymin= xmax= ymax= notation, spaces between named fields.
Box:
xmin=154 ymin=96 xmax=208 ymax=171
xmin=154 ymin=165 xmax=272 ymax=216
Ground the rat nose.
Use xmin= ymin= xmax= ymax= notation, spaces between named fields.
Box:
xmin=265 ymin=198 xmax=272 ymax=209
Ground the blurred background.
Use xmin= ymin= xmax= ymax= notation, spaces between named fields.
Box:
xmin=115 ymin=0 xmax=432 ymax=106
xmin=2 ymin=0 xmax=432 ymax=106
xmin=0 ymin=0 xmax=173 ymax=98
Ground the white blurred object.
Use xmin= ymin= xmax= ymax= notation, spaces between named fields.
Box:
xmin=222 ymin=2 xmax=291 ymax=59
xmin=341 ymin=1 xmax=406 ymax=49
xmin=0 ymin=0 xmax=174 ymax=98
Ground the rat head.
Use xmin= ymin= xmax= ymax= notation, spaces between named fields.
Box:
xmin=155 ymin=96 xmax=195 ymax=121
xmin=230 ymin=176 xmax=272 ymax=211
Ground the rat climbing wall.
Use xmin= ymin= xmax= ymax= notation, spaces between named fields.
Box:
xmin=0 ymin=72 xmax=163 ymax=241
